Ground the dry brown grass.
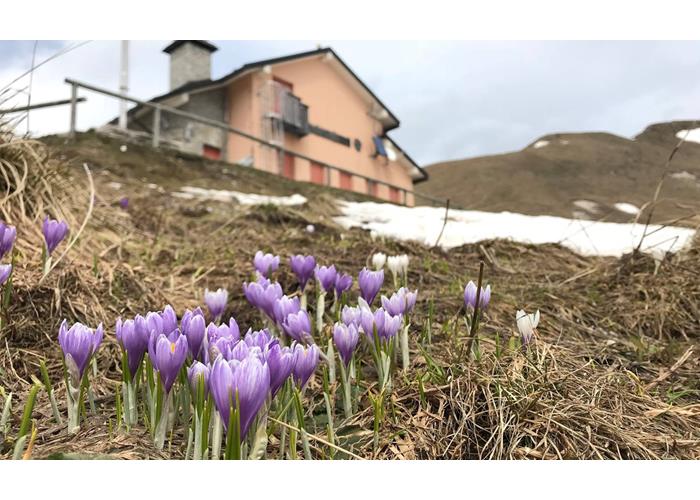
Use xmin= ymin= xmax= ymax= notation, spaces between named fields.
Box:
xmin=1 ymin=131 xmax=698 ymax=459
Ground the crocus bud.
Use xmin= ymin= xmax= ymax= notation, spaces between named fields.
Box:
xmin=333 ymin=322 xmax=359 ymax=367
xmin=266 ymin=343 xmax=296 ymax=397
xmin=119 ymin=197 xmax=129 ymax=210
xmin=188 ymin=361 xmax=210 ymax=396
xmin=204 ymin=288 xmax=228 ymax=320
xmin=184 ymin=314 xmax=206 ymax=361
xmin=516 ymin=309 xmax=540 ymax=347
xmin=292 ymin=343 xmax=320 ymax=389
xmin=42 ymin=216 xmax=68 ymax=255
xmin=145 ymin=311 xmax=164 ymax=336
xmin=315 ymin=265 xmax=337 ymax=293
xmin=160 ymin=305 xmax=178 ymax=335
xmin=282 ymin=309 xmax=312 ymax=343
xmin=254 ymin=250 xmax=280 ymax=277
xmin=334 ymin=273 xmax=353 ymax=298
xmin=358 ymin=267 xmax=384 ymax=305
xmin=0 ymin=222 xmax=17 ymax=260
xmin=58 ymin=320 xmax=103 ymax=385
xmin=371 ymin=252 xmax=386 ymax=270
xmin=116 ymin=315 xmax=150 ymax=377
xmin=273 ymin=295 xmax=301 ymax=326
xmin=0 ymin=264 xmax=12 ymax=286
xmin=289 ymin=254 xmax=316 ymax=291
xmin=463 ymin=281 xmax=477 ymax=309
xmin=480 ymin=285 xmax=492 ymax=309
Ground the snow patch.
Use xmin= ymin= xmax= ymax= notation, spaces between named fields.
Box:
xmin=614 ymin=202 xmax=640 ymax=215
xmin=334 ymin=201 xmax=695 ymax=258
xmin=573 ymin=200 xmax=600 ymax=214
xmin=173 ymin=186 xmax=307 ymax=206
xmin=670 ymin=171 xmax=697 ymax=182
xmin=533 ymin=140 xmax=549 ymax=149
xmin=676 ymin=128 xmax=700 ymax=144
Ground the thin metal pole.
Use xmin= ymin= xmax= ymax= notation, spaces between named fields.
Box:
xmin=152 ymin=105 xmax=161 ymax=148
xmin=118 ymin=41 xmax=129 ymax=129
xmin=69 ymin=83 xmax=77 ymax=138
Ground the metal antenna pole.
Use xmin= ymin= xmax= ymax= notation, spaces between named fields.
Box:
xmin=118 ymin=40 xmax=129 ymax=129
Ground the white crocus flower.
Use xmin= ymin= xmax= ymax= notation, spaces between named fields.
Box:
xmin=398 ymin=254 xmax=409 ymax=275
xmin=516 ymin=309 xmax=540 ymax=346
xmin=372 ymin=252 xmax=387 ymax=270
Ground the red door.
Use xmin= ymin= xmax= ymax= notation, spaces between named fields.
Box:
xmin=282 ymin=153 xmax=295 ymax=179
xmin=339 ymin=171 xmax=353 ymax=191
xmin=203 ymin=144 xmax=221 ymax=160
xmin=310 ymin=162 xmax=325 ymax=185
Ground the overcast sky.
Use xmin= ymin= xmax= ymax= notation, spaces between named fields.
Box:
xmin=1 ymin=40 xmax=699 ymax=165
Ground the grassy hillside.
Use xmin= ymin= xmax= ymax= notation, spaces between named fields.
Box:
xmin=417 ymin=121 xmax=700 ymax=225
xmin=0 ymin=131 xmax=698 ymax=459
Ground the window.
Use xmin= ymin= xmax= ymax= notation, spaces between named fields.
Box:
xmin=367 ymin=180 xmax=378 ymax=198
xmin=202 ymin=144 xmax=221 ymax=160
xmin=339 ymin=171 xmax=353 ymax=191
xmin=373 ymin=136 xmax=387 ymax=157
xmin=310 ymin=162 xmax=325 ymax=185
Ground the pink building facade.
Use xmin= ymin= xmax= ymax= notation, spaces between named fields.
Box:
xmin=126 ymin=42 xmax=427 ymax=205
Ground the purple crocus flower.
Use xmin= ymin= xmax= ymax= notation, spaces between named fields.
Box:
xmin=292 ymin=343 xmax=320 ymax=389
xmin=119 ymin=197 xmax=129 ymax=210
xmin=381 ymin=288 xmax=418 ymax=316
xmin=374 ymin=309 xmax=402 ymax=341
xmin=254 ymin=250 xmax=280 ymax=277
xmin=116 ymin=315 xmax=150 ymax=377
xmin=289 ymin=254 xmax=316 ymax=291
xmin=182 ymin=311 xmax=206 ymax=361
xmin=204 ymin=288 xmax=228 ymax=320
xmin=315 ymin=265 xmax=337 ymax=293
xmin=333 ymin=322 xmax=359 ymax=367
xmin=480 ymin=285 xmax=492 ymax=309
xmin=0 ymin=222 xmax=16 ymax=259
xmin=273 ymin=295 xmax=301 ymax=326
xmin=207 ymin=317 xmax=240 ymax=344
xmin=243 ymin=328 xmax=274 ymax=350
xmin=243 ymin=278 xmax=283 ymax=318
xmin=0 ymin=264 xmax=12 ymax=286
xmin=145 ymin=311 xmax=164 ymax=336
xmin=209 ymin=355 xmax=270 ymax=437
xmin=266 ymin=343 xmax=296 ymax=397
xmin=341 ymin=305 xmax=361 ymax=328
xmin=148 ymin=330 xmax=188 ymax=393
xmin=464 ymin=281 xmax=491 ymax=310
xmin=160 ymin=305 xmax=178 ymax=335
xmin=58 ymin=320 xmax=103 ymax=384
xmin=188 ymin=361 xmax=210 ymax=396
xmin=42 ymin=216 xmax=68 ymax=255
xmin=358 ymin=267 xmax=384 ymax=305
xmin=282 ymin=309 xmax=312 ymax=343
xmin=334 ymin=273 xmax=353 ymax=299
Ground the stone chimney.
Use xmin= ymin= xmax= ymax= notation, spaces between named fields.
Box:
xmin=163 ymin=40 xmax=218 ymax=90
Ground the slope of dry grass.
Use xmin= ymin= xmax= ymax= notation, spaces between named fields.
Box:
xmin=0 ymin=131 xmax=698 ymax=459
xmin=417 ymin=120 xmax=700 ymax=226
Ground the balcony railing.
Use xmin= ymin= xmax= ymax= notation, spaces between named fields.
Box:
xmin=279 ymin=92 xmax=309 ymax=136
